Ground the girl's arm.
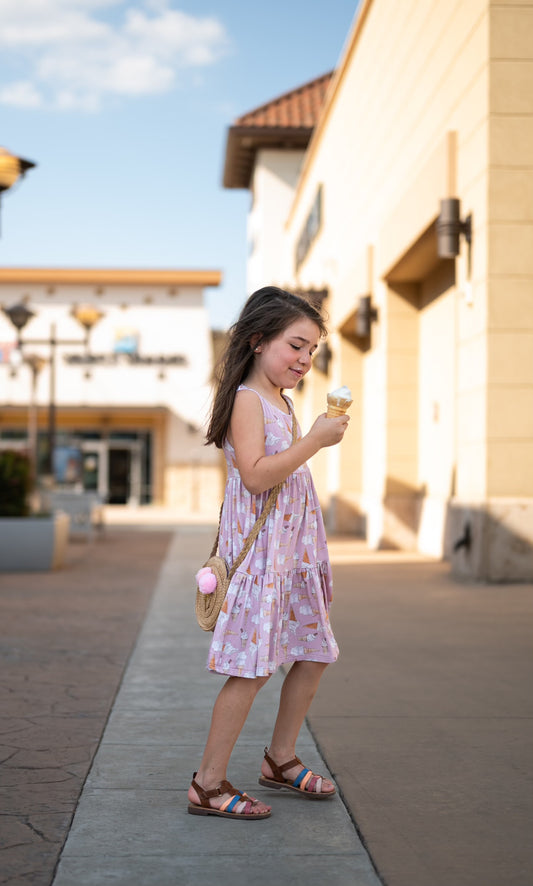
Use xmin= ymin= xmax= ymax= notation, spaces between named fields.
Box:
xmin=229 ymin=389 xmax=349 ymax=495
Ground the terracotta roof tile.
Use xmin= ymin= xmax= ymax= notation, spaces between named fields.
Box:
xmin=223 ymin=72 xmax=334 ymax=189
xmin=235 ymin=72 xmax=333 ymax=129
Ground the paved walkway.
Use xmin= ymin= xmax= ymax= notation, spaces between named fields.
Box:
xmin=2 ymin=514 xmax=532 ymax=886
xmin=0 ymin=528 xmax=173 ymax=886
xmin=52 ymin=525 xmax=380 ymax=886
xmin=309 ymin=543 xmax=533 ymax=886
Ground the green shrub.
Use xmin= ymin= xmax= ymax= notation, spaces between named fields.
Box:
xmin=0 ymin=450 xmax=32 ymax=517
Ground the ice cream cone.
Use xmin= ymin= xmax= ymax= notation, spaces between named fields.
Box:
xmin=326 ymin=400 xmax=351 ymax=418
xmin=326 ymin=386 xmax=353 ymax=418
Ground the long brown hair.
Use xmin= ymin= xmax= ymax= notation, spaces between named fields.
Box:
xmin=206 ymin=286 xmax=327 ymax=448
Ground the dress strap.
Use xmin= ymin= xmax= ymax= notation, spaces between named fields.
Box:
xmin=238 ymin=384 xmax=294 ymax=419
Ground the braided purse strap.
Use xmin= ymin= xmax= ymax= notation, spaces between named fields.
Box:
xmin=210 ymin=402 xmax=297 ymax=580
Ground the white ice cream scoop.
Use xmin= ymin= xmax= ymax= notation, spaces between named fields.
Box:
xmin=326 ymin=385 xmax=353 ymax=417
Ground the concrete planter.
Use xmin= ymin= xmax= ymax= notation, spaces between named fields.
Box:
xmin=0 ymin=512 xmax=70 ymax=572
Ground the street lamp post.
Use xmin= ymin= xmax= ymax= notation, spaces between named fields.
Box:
xmin=2 ymin=303 xmax=102 ymax=482
xmin=24 ymin=353 xmax=46 ymax=485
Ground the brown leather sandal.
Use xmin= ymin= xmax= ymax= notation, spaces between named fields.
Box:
xmin=188 ymin=773 xmax=271 ymax=819
xmin=258 ymin=748 xmax=336 ymax=800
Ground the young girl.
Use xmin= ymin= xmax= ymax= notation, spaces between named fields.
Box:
xmin=188 ymin=286 xmax=349 ymax=820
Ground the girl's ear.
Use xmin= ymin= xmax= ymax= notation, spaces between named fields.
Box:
xmin=250 ymin=333 xmax=263 ymax=353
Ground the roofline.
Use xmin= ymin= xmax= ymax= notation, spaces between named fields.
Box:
xmin=234 ymin=71 xmax=334 ymax=126
xmin=286 ymin=0 xmax=373 ymax=227
xmin=223 ymin=71 xmax=334 ymax=190
xmin=223 ymin=126 xmax=313 ymax=189
xmin=0 ymin=268 xmax=223 ymax=287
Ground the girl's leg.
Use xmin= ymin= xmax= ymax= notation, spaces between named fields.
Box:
xmin=261 ymin=660 xmax=335 ymax=794
xmin=188 ymin=674 xmax=271 ymax=813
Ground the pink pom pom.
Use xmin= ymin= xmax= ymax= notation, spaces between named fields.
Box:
xmin=197 ymin=569 xmax=218 ymax=595
xmin=196 ymin=567 xmax=211 ymax=581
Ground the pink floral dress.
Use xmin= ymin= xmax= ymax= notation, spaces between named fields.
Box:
xmin=207 ymin=385 xmax=339 ymax=679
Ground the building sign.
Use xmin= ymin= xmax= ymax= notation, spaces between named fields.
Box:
xmin=295 ymin=184 xmax=323 ymax=271
xmin=63 ymin=353 xmax=187 ymax=366
xmin=114 ymin=328 xmax=139 ymax=355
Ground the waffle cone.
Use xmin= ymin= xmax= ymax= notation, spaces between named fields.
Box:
xmin=326 ymin=396 xmax=352 ymax=418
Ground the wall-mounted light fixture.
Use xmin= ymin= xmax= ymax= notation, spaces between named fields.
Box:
xmin=0 ymin=147 xmax=36 ymax=234
xmin=314 ymin=341 xmax=332 ymax=375
xmin=437 ymin=198 xmax=472 ymax=258
xmin=356 ymin=295 xmax=378 ymax=338
xmin=71 ymin=304 xmax=104 ymax=354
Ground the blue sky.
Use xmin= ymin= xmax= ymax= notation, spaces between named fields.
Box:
xmin=0 ymin=1 xmax=359 ymax=329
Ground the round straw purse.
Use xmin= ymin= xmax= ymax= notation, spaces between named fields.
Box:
xmin=195 ymin=484 xmax=281 ymax=632
xmin=195 ymin=554 xmax=230 ymax=632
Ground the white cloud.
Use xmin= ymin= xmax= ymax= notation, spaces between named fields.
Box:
xmin=0 ymin=80 xmax=42 ymax=107
xmin=124 ymin=8 xmax=227 ymax=65
xmin=0 ymin=0 xmax=230 ymax=110
xmin=107 ymin=55 xmax=175 ymax=94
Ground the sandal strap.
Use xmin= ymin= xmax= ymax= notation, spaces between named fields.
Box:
xmin=293 ymin=768 xmax=313 ymax=790
xmin=263 ymin=749 xmax=325 ymax=793
xmin=220 ymin=793 xmax=252 ymax=814
xmin=191 ymin=773 xmax=243 ymax=809
xmin=263 ymin=748 xmax=302 ymax=780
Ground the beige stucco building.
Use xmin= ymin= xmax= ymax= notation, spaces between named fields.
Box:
xmin=0 ymin=267 xmax=223 ymax=513
xmin=224 ymin=0 xmax=533 ymax=581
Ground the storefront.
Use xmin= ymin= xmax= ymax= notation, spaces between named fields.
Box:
xmin=0 ymin=268 xmax=223 ymax=513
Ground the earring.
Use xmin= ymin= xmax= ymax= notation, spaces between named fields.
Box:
xmin=254 ymin=346 xmax=261 ymax=353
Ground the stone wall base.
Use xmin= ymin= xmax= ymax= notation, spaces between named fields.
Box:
xmin=445 ymin=499 xmax=533 ymax=583
xmin=332 ymin=493 xmax=533 ymax=582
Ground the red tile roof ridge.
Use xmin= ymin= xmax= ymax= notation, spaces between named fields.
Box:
xmin=234 ymin=71 xmax=334 ymax=130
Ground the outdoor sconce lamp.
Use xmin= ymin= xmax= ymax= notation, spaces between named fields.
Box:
xmin=2 ymin=302 xmax=34 ymax=341
xmin=356 ymin=295 xmax=378 ymax=338
xmin=25 ymin=353 xmax=47 ymax=376
xmin=0 ymin=146 xmax=36 ymax=232
xmin=437 ymin=198 xmax=472 ymax=258
xmin=314 ymin=341 xmax=332 ymax=375
xmin=71 ymin=304 xmax=104 ymax=332
xmin=71 ymin=304 xmax=104 ymax=350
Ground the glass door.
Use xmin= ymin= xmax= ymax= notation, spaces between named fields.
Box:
xmin=81 ymin=441 xmax=108 ymax=500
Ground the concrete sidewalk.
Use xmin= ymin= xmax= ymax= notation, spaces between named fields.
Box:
xmin=3 ymin=517 xmax=532 ymax=886
xmin=311 ymin=542 xmax=533 ymax=886
xmin=52 ymin=526 xmax=381 ymax=886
